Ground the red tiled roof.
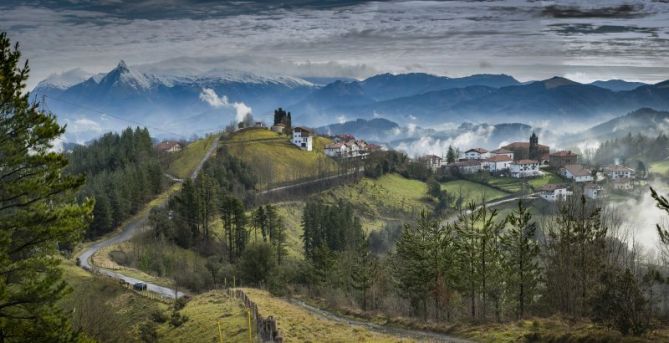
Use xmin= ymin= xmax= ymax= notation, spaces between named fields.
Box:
xmin=485 ymin=155 xmax=512 ymax=162
xmin=466 ymin=147 xmax=488 ymax=154
xmin=563 ymin=164 xmax=591 ymax=177
xmin=550 ymin=150 xmax=577 ymax=157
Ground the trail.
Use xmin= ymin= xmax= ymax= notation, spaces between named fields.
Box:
xmin=289 ymin=299 xmax=472 ymax=343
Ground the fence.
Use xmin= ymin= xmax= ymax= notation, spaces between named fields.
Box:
xmin=229 ymin=289 xmax=284 ymax=343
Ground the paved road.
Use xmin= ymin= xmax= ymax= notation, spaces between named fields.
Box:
xmin=258 ymin=169 xmax=360 ymax=195
xmin=442 ymin=193 xmax=538 ymax=225
xmin=77 ymin=135 xmax=220 ymax=299
xmin=290 ymin=299 xmax=472 ymax=343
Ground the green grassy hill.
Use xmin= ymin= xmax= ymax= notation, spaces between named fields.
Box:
xmin=441 ymin=179 xmax=510 ymax=205
xmin=224 ymin=128 xmax=337 ymax=187
xmin=167 ymin=134 xmax=219 ymax=178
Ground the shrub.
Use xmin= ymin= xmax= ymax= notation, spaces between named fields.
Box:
xmin=150 ymin=310 xmax=168 ymax=324
xmin=169 ymin=311 xmax=189 ymax=327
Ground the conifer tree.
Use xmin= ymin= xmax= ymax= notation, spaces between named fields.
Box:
xmin=0 ymin=32 xmax=93 ymax=342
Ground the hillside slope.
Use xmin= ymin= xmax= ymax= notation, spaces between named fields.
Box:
xmin=223 ymin=128 xmax=337 ymax=188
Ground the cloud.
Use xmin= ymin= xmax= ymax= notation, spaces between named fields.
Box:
xmin=199 ymin=88 xmax=252 ymax=123
xmin=4 ymin=1 xmax=669 ymax=89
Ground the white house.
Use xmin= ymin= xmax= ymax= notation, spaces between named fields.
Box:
xmin=421 ymin=155 xmax=444 ymax=171
xmin=292 ymin=127 xmax=313 ymax=151
xmin=491 ymin=148 xmax=514 ymax=160
xmin=510 ymin=160 xmax=542 ymax=178
xmin=603 ymin=165 xmax=635 ymax=180
xmin=449 ymin=160 xmax=482 ymax=174
xmin=560 ymin=164 xmax=593 ymax=183
xmin=156 ymin=140 xmax=183 ymax=153
xmin=610 ymin=179 xmax=634 ymax=191
xmin=325 ymin=142 xmax=347 ymax=157
xmin=464 ymin=148 xmax=489 ymax=160
xmin=584 ymin=183 xmax=604 ymax=199
xmin=482 ymin=155 xmax=512 ymax=173
xmin=538 ymin=184 xmax=572 ymax=202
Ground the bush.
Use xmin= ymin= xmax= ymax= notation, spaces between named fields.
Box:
xmin=150 ymin=310 xmax=168 ymax=323
xmin=591 ymin=268 xmax=649 ymax=336
xmin=139 ymin=321 xmax=159 ymax=343
xmin=169 ymin=311 xmax=189 ymax=327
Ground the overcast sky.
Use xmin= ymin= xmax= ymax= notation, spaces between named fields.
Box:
xmin=2 ymin=0 xmax=669 ymax=89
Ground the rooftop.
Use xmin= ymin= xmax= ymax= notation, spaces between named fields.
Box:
xmin=563 ymin=164 xmax=591 ymax=177
xmin=466 ymin=147 xmax=488 ymax=154
xmin=550 ymin=150 xmax=577 ymax=157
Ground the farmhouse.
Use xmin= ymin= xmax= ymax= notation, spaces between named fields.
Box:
xmin=271 ymin=123 xmax=286 ymax=133
xmin=481 ymin=155 xmax=512 ymax=173
xmin=325 ymin=136 xmax=371 ymax=159
xmin=491 ymin=148 xmax=514 ymax=160
xmin=502 ymin=133 xmax=549 ymax=162
xmin=448 ymin=160 xmax=482 ymax=175
xmin=610 ymin=179 xmax=634 ymax=191
xmin=464 ymin=148 xmax=489 ymax=160
xmin=420 ymin=155 xmax=444 ymax=171
xmin=291 ymin=127 xmax=313 ymax=151
xmin=155 ymin=140 xmax=183 ymax=153
xmin=538 ymin=184 xmax=572 ymax=202
xmin=549 ymin=150 xmax=578 ymax=168
xmin=603 ymin=164 xmax=636 ymax=180
xmin=560 ymin=164 xmax=593 ymax=183
xmin=584 ymin=183 xmax=604 ymax=199
xmin=510 ymin=159 xmax=542 ymax=178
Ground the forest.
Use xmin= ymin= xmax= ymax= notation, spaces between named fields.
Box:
xmin=67 ymin=127 xmax=165 ymax=238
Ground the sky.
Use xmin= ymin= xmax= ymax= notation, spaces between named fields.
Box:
xmin=2 ymin=0 xmax=669 ymax=89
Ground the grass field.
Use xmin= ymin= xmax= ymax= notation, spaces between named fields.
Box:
xmin=224 ymin=128 xmax=338 ymax=187
xmin=650 ymin=160 xmax=669 ymax=176
xmin=485 ymin=177 xmax=525 ymax=193
xmin=441 ymin=179 xmax=509 ymax=205
xmin=528 ymin=171 xmax=564 ymax=190
xmin=167 ymin=134 xmax=218 ymax=178
xmin=158 ymin=290 xmax=249 ymax=343
xmin=240 ymin=288 xmax=413 ymax=342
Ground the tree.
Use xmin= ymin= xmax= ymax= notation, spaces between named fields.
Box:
xmin=651 ymin=187 xmax=669 ymax=245
xmin=238 ymin=243 xmax=276 ymax=286
xmin=591 ymin=269 xmax=649 ymax=336
xmin=446 ymin=145 xmax=456 ymax=163
xmin=0 ymin=32 xmax=93 ymax=342
xmin=501 ymin=200 xmax=541 ymax=319
xmin=350 ymin=240 xmax=377 ymax=311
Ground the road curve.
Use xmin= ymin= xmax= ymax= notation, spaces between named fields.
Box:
xmin=290 ymin=299 xmax=472 ymax=343
xmin=77 ymin=135 xmax=220 ymax=299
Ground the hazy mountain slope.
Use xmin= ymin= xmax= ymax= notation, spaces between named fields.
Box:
xmin=590 ymin=79 xmax=647 ymax=91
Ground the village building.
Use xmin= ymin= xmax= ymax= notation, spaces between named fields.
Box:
xmin=549 ymin=150 xmax=578 ymax=168
xmin=510 ymin=159 xmax=542 ymax=178
xmin=560 ymin=164 xmax=593 ymax=183
xmin=155 ymin=140 xmax=183 ymax=153
xmin=464 ymin=148 xmax=489 ymax=160
xmin=610 ymin=179 xmax=634 ymax=191
xmin=584 ymin=183 xmax=604 ymax=199
xmin=448 ymin=160 xmax=482 ymax=175
xmin=481 ymin=155 xmax=513 ymax=173
xmin=420 ymin=155 xmax=444 ymax=171
xmin=291 ymin=127 xmax=313 ymax=151
xmin=502 ymin=133 xmax=550 ymax=161
xmin=271 ymin=123 xmax=286 ymax=133
xmin=603 ymin=164 xmax=636 ymax=180
xmin=538 ymin=184 xmax=572 ymax=202
xmin=491 ymin=148 xmax=514 ymax=160
xmin=324 ymin=136 xmax=371 ymax=159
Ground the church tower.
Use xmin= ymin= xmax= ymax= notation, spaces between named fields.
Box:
xmin=529 ymin=132 xmax=539 ymax=160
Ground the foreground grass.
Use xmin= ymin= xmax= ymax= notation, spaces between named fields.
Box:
xmin=240 ymin=288 xmax=413 ymax=342
xmin=224 ymin=128 xmax=337 ymax=187
xmin=158 ymin=290 xmax=249 ymax=343
xmin=441 ymin=179 xmax=509 ymax=205
xmin=167 ymin=134 xmax=218 ymax=179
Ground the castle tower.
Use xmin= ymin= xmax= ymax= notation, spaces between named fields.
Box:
xmin=529 ymin=132 xmax=539 ymax=161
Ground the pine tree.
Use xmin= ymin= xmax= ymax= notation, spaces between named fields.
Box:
xmin=447 ymin=145 xmax=456 ymax=163
xmin=501 ymin=200 xmax=541 ymax=319
xmin=0 ymin=32 xmax=93 ymax=342
xmin=350 ymin=240 xmax=377 ymax=311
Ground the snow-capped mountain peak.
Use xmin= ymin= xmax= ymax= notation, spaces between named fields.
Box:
xmin=99 ymin=60 xmax=153 ymax=90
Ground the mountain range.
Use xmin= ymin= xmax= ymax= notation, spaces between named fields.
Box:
xmin=32 ymin=61 xmax=669 ymax=143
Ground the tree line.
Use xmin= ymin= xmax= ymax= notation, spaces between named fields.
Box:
xmin=67 ymin=127 xmax=165 ymax=238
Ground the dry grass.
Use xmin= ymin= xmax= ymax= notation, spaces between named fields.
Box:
xmin=167 ymin=134 xmax=219 ymax=179
xmin=240 ymin=288 xmax=414 ymax=342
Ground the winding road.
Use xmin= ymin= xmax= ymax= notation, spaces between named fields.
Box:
xmin=77 ymin=135 xmax=220 ymax=299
